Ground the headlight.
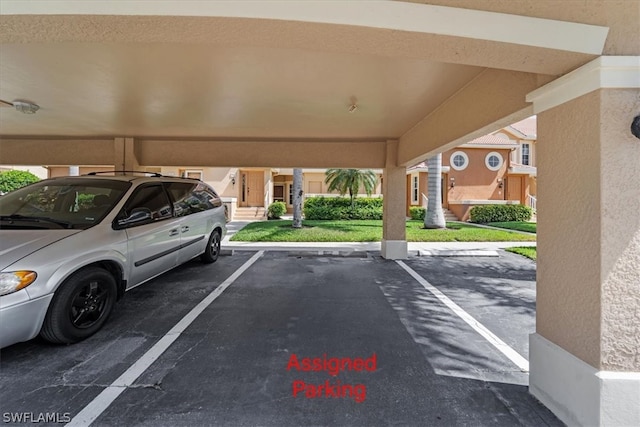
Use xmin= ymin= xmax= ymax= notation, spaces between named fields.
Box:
xmin=0 ymin=271 xmax=37 ymax=296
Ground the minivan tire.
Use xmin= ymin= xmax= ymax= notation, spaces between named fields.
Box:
xmin=40 ymin=267 xmax=117 ymax=344
xmin=201 ymin=229 xmax=221 ymax=264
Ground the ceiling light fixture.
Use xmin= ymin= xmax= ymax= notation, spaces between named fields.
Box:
xmin=12 ymin=100 xmax=39 ymax=114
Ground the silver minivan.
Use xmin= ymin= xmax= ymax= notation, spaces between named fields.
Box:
xmin=0 ymin=173 xmax=227 ymax=348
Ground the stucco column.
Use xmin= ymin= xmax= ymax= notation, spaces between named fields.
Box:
xmin=527 ymin=57 xmax=640 ymax=426
xmin=114 ymin=137 xmax=141 ymax=173
xmin=381 ymin=140 xmax=408 ymax=259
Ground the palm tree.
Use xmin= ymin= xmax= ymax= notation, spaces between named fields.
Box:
xmin=424 ymin=154 xmax=446 ymax=229
xmin=292 ymin=168 xmax=303 ymax=228
xmin=324 ymin=169 xmax=378 ymax=209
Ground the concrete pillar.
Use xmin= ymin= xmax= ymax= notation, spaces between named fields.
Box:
xmin=114 ymin=137 xmax=141 ymax=173
xmin=381 ymin=140 xmax=408 ymax=259
xmin=526 ymin=57 xmax=640 ymax=426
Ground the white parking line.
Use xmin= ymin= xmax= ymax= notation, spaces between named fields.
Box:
xmin=67 ymin=251 xmax=265 ymax=427
xmin=395 ymin=260 xmax=530 ymax=373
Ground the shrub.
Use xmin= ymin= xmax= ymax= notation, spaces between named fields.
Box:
xmin=267 ymin=201 xmax=287 ymax=219
xmin=409 ymin=207 xmax=426 ymax=220
xmin=469 ymin=204 xmax=533 ymax=223
xmin=303 ymin=196 xmax=383 ymax=220
xmin=0 ymin=170 xmax=40 ymax=193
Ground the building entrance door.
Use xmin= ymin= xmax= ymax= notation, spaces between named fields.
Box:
xmin=507 ymin=176 xmax=523 ymax=202
xmin=240 ymin=171 xmax=264 ymax=207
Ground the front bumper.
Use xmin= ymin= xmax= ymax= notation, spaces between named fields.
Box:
xmin=0 ymin=291 xmax=53 ymax=348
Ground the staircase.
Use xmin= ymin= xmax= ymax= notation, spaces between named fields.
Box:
xmin=443 ymin=209 xmax=459 ymax=222
xmin=233 ymin=207 xmax=267 ymax=221
xmin=422 ymin=195 xmax=459 ymax=221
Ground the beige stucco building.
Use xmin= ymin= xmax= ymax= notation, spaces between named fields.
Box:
xmin=1 ymin=1 xmax=638 ymax=425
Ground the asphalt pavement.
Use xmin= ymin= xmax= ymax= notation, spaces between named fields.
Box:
xmin=0 ymin=222 xmax=554 ymax=426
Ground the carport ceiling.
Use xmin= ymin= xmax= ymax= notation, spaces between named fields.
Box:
xmin=0 ymin=42 xmax=484 ymax=139
xmin=0 ymin=1 xmax=622 ymax=143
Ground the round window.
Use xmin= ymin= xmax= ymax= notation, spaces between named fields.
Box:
xmin=485 ymin=152 xmax=503 ymax=171
xmin=450 ymin=151 xmax=469 ymax=171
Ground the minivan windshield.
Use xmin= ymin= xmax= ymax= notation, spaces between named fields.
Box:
xmin=0 ymin=178 xmax=131 ymax=230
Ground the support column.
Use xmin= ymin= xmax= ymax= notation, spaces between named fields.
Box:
xmin=381 ymin=140 xmax=408 ymax=259
xmin=526 ymin=57 xmax=640 ymax=426
xmin=114 ymin=137 xmax=141 ymax=173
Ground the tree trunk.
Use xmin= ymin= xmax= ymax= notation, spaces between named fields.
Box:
xmin=292 ymin=168 xmax=303 ymax=228
xmin=424 ymin=153 xmax=446 ymax=229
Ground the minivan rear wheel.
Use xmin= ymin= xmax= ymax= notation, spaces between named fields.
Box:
xmin=40 ymin=267 xmax=117 ymax=344
xmin=201 ymin=229 xmax=221 ymax=264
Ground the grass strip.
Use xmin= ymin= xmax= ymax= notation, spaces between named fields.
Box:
xmin=505 ymin=246 xmax=537 ymax=260
xmin=231 ymin=220 xmax=537 ymax=243
xmin=485 ymin=221 xmax=536 ymax=233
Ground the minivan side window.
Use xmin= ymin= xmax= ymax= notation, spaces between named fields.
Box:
xmin=120 ymin=185 xmax=172 ymax=223
xmin=193 ymin=183 xmax=223 ymax=209
xmin=164 ymin=182 xmax=197 ymax=217
xmin=164 ymin=182 xmax=222 ymax=216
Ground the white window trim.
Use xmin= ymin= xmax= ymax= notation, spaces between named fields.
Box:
xmin=411 ymin=175 xmax=419 ymax=204
xmin=521 ymin=143 xmax=531 ymax=166
xmin=450 ymin=151 xmax=469 ymax=171
xmin=183 ymin=169 xmax=203 ymax=180
xmin=485 ymin=152 xmax=503 ymax=171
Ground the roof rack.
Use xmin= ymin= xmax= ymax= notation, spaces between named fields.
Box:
xmin=85 ymin=170 xmax=163 ymax=177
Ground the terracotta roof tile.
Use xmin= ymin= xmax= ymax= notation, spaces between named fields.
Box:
xmin=508 ymin=116 xmax=536 ymax=138
xmin=467 ymin=134 xmax=517 ymax=145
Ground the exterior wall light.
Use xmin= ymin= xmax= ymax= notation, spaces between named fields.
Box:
xmin=229 ymin=173 xmax=236 ymax=185
xmin=450 ymin=177 xmax=455 ymax=188
xmin=497 ymin=178 xmax=504 ymax=189
xmin=632 ymin=114 xmax=640 ymax=140
xmin=13 ymin=100 xmax=39 ymax=114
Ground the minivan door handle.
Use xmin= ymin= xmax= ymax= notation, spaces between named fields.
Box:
xmin=169 ymin=229 xmax=179 ymax=236
xmin=181 ymin=226 xmax=189 ymax=233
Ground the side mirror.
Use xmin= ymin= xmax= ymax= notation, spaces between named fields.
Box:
xmin=114 ymin=207 xmax=152 ymax=229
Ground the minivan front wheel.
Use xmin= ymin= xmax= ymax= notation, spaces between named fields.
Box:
xmin=40 ymin=267 xmax=117 ymax=344
xmin=201 ymin=229 xmax=221 ymax=264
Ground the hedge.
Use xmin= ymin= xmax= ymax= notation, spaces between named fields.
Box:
xmin=409 ymin=207 xmax=426 ymax=220
xmin=0 ymin=170 xmax=40 ymax=193
xmin=267 ymin=201 xmax=287 ymax=219
xmin=303 ymin=196 xmax=383 ymax=220
xmin=469 ymin=204 xmax=533 ymax=223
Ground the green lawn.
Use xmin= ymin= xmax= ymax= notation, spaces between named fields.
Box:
xmin=505 ymin=246 xmax=537 ymax=260
xmin=486 ymin=221 xmax=537 ymax=233
xmin=231 ymin=220 xmax=537 ymax=242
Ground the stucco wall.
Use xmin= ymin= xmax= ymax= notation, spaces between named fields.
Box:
xmin=537 ymin=92 xmax=603 ymax=368
xmin=444 ymin=148 xmax=510 ymax=201
xmin=48 ymin=166 xmax=114 ymax=177
xmin=537 ymin=89 xmax=640 ymax=371
xmin=599 ymin=89 xmax=640 ymax=371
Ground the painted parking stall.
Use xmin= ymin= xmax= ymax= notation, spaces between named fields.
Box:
xmin=67 ymin=251 xmax=264 ymax=426
xmin=0 ymin=253 xmax=255 ymax=424
xmin=401 ymin=253 xmax=537 ymax=367
xmin=0 ymin=251 xmax=558 ymax=426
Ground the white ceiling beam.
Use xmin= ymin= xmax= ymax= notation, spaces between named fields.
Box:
xmin=1 ymin=1 xmax=609 ymax=55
